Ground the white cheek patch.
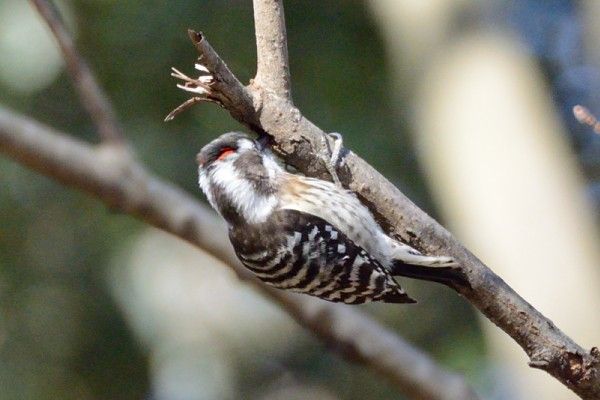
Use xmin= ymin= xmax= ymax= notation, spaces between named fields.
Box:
xmin=206 ymin=160 xmax=278 ymax=224
xmin=199 ymin=167 xmax=219 ymax=212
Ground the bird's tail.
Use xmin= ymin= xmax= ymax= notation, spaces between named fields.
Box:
xmin=389 ymin=260 xmax=470 ymax=289
xmin=385 ymin=237 xmax=470 ymax=288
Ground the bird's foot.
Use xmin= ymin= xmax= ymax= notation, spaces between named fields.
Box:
xmin=319 ymin=132 xmax=343 ymax=187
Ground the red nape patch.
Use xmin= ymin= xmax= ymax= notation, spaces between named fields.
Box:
xmin=217 ymin=147 xmax=235 ymax=161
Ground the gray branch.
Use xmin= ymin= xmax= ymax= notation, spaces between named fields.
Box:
xmin=182 ymin=26 xmax=600 ymax=400
xmin=30 ymin=0 xmax=125 ymax=144
xmin=0 ymin=106 xmax=479 ymax=400
xmin=252 ymin=0 xmax=292 ymax=100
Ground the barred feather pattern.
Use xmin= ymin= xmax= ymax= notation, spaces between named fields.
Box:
xmin=229 ymin=210 xmax=414 ymax=304
xmin=197 ymin=132 xmax=462 ymax=305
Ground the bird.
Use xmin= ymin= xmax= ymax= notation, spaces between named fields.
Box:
xmin=197 ymin=132 xmax=466 ymax=304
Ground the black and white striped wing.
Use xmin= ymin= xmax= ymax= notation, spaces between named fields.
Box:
xmin=229 ymin=210 xmax=415 ymax=304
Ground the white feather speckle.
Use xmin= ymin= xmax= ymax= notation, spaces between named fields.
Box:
xmin=308 ymin=226 xmax=319 ymax=241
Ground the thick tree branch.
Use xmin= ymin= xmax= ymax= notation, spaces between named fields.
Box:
xmin=0 ymin=106 xmax=478 ymax=400
xmin=253 ymin=0 xmax=292 ymax=100
xmin=30 ymin=0 xmax=125 ymax=144
xmin=180 ymin=27 xmax=600 ymax=400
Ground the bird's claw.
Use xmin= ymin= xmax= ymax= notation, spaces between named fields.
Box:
xmin=320 ymin=132 xmax=343 ymax=187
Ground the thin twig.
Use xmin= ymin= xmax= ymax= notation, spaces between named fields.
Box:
xmin=164 ymin=97 xmax=214 ymax=122
xmin=180 ymin=30 xmax=600 ymax=400
xmin=573 ymin=105 xmax=600 ymax=134
xmin=30 ymin=0 xmax=125 ymax=144
xmin=0 ymin=106 xmax=479 ymax=400
xmin=253 ymin=0 xmax=292 ymax=100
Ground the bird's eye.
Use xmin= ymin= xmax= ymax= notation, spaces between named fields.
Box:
xmin=217 ymin=147 xmax=236 ymax=161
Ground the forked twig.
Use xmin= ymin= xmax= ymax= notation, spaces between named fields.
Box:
xmin=165 ymin=63 xmax=221 ymax=121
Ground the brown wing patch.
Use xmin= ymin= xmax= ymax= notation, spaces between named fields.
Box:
xmin=281 ymin=175 xmax=312 ymax=197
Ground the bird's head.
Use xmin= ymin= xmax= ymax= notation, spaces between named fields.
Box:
xmin=197 ymin=132 xmax=282 ymax=225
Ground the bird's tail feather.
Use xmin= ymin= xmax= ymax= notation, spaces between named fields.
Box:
xmin=390 ymin=261 xmax=470 ymax=289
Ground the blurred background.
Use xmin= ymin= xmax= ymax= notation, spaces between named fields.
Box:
xmin=1 ymin=0 xmax=599 ymax=399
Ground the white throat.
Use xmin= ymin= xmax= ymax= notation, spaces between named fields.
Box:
xmin=199 ymin=160 xmax=278 ymax=225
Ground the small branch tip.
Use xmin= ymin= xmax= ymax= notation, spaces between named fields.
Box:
xmin=187 ymin=29 xmax=203 ymax=43
xmin=529 ymin=360 xmax=549 ymax=369
xmin=573 ymin=104 xmax=600 ymax=134
xmin=195 ymin=63 xmax=209 ymax=73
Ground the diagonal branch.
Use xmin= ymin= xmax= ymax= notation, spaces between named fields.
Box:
xmin=253 ymin=0 xmax=292 ymax=100
xmin=30 ymin=0 xmax=125 ymax=144
xmin=178 ymin=26 xmax=600 ymax=400
xmin=0 ymin=106 xmax=479 ymax=400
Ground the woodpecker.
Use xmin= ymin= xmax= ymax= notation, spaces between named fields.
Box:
xmin=197 ymin=132 xmax=465 ymax=304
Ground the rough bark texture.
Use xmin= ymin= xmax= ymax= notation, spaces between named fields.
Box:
xmin=253 ymin=0 xmax=292 ymax=100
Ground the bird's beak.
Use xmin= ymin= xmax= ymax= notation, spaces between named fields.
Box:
xmin=256 ymin=134 xmax=270 ymax=151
